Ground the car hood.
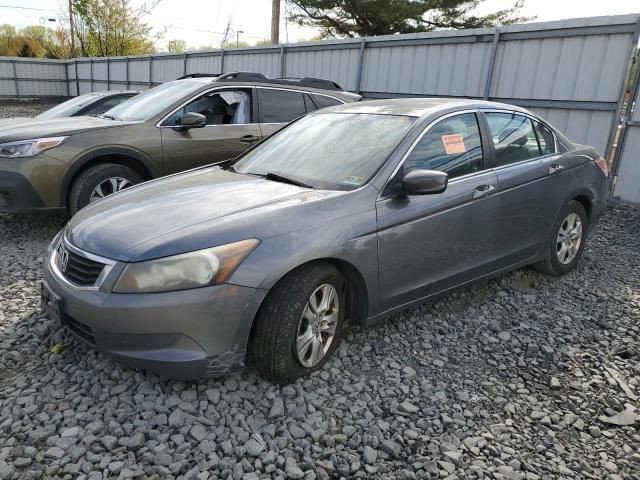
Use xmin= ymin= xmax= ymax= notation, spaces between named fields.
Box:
xmin=67 ymin=167 xmax=344 ymax=262
xmin=0 ymin=116 xmax=135 ymax=142
xmin=0 ymin=117 xmax=31 ymax=128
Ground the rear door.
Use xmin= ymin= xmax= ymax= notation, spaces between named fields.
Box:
xmin=376 ymin=112 xmax=500 ymax=311
xmin=256 ymin=87 xmax=317 ymax=138
xmin=159 ymin=88 xmax=262 ymax=174
xmin=481 ymin=111 xmax=567 ymax=268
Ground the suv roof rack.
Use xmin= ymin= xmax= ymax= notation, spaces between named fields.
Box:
xmin=177 ymin=73 xmax=220 ymax=79
xmin=217 ymin=71 xmax=343 ymax=91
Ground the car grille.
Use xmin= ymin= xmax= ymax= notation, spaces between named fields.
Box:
xmin=55 ymin=243 xmax=106 ymax=287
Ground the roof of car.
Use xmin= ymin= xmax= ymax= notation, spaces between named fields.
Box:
xmin=323 ymin=98 xmax=530 ymax=117
xmin=176 ymin=76 xmax=361 ymax=102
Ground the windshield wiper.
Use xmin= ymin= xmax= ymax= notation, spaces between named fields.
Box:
xmin=259 ymin=172 xmax=314 ymax=189
xmin=99 ymin=114 xmax=120 ymax=120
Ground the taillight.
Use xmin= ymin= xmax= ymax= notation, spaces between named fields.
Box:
xmin=595 ymin=157 xmax=609 ymax=177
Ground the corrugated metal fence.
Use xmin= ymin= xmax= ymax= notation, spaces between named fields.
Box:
xmin=1 ymin=14 xmax=639 ymax=200
xmin=613 ymin=49 xmax=640 ymax=204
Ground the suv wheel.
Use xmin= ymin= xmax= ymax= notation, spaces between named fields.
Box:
xmin=252 ymin=263 xmax=346 ymax=383
xmin=535 ymin=200 xmax=588 ymax=276
xmin=69 ymin=163 xmax=143 ymax=215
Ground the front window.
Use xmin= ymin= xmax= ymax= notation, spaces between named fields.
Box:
xmin=164 ymin=90 xmax=251 ymax=126
xmin=233 ymin=113 xmax=416 ymax=190
xmin=404 ymin=113 xmax=484 ymax=179
xmin=104 ymin=81 xmax=204 ymax=121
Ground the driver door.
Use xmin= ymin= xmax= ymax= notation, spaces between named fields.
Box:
xmin=159 ymin=88 xmax=262 ymax=175
xmin=376 ymin=112 xmax=500 ymax=311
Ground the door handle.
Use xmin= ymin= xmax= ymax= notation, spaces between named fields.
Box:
xmin=240 ymin=135 xmax=260 ymax=144
xmin=472 ymin=184 xmax=496 ymax=199
xmin=548 ymin=163 xmax=565 ymax=175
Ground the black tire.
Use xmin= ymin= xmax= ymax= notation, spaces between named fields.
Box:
xmin=68 ymin=163 xmax=143 ymax=215
xmin=252 ymin=263 xmax=346 ymax=383
xmin=535 ymin=200 xmax=588 ymax=276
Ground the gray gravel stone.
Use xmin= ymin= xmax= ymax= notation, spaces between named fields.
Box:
xmin=0 ymin=160 xmax=638 ymax=480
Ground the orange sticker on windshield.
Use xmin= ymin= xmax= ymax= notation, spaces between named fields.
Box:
xmin=442 ymin=134 xmax=466 ymax=154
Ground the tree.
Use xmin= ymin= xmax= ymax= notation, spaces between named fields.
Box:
xmin=0 ymin=24 xmax=71 ymax=58
xmin=168 ymin=39 xmax=187 ymax=53
xmin=288 ymin=0 xmax=531 ymax=38
xmin=71 ymin=0 xmax=158 ymax=57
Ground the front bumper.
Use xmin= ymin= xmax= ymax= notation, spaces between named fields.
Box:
xmin=0 ymin=171 xmax=50 ymax=213
xmin=43 ymin=254 xmax=267 ymax=379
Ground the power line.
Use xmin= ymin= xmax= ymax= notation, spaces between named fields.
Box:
xmin=0 ymin=4 xmax=57 ymax=12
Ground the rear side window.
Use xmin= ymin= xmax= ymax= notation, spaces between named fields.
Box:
xmin=311 ymin=94 xmax=342 ymax=109
xmin=533 ymin=121 xmax=556 ymax=155
xmin=484 ymin=112 xmax=540 ymax=166
xmin=404 ymin=113 xmax=484 ymax=179
xmin=303 ymin=94 xmax=317 ymax=113
xmin=257 ymin=89 xmax=306 ymax=123
xmin=81 ymin=95 xmax=132 ymax=116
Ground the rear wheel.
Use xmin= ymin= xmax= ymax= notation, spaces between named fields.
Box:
xmin=535 ymin=200 xmax=588 ymax=276
xmin=252 ymin=263 xmax=346 ymax=383
xmin=69 ymin=163 xmax=143 ymax=215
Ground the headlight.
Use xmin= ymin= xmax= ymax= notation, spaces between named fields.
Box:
xmin=113 ymin=239 xmax=260 ymax=293
xmin=0 ymin=137 xmax=68 ymax=158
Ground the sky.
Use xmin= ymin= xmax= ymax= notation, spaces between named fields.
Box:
xmin=0 ymin=0 xmax=638 ymax=51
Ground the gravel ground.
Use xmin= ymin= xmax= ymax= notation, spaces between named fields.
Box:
xmin=0 ymin=99 xmax=62 ymax=118
xmin=0 ymin=204 xmax=639 ymax=480
xmin=0 ymin=100 xmax=639 ymax=479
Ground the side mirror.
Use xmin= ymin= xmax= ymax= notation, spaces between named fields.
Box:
xmin=177 ymin=112 xmax=206 ymax=129
xmin=402 ymin=169 xmax=448 ymax=195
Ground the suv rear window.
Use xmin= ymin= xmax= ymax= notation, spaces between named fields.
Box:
xmin=257 ymin=89 xmax=306 ymax=123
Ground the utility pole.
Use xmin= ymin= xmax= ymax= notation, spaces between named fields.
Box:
xmin=68 ymin=0 xmax=75 ymax=55
xmin=271 ymin=0 xmax=280 ymax=45
xmin=236 ymin=30 xmax=243 ymax=48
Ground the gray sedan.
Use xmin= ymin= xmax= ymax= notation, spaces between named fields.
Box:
xmin=41 ymin=98 xmax=609 ymax=383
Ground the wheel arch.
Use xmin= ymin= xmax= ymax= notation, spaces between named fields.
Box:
xmin=245 ymin=257 xmax=369 ymax=360
xmin=60 ymin=147 xmax=159 ymax=207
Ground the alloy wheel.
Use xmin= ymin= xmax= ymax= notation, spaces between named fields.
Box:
xmin=89 ymin=177 xmax=133 ymax=203
xmin=295 ymin=283 xmax=340 ymax=368
xmin=556 ymin=213 xmax=583 ymax=265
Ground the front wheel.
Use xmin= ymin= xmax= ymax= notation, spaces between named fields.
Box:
xmin=69 ymin=163 xmax=143 ymax=215
xmin=535 ymin=200 xmax=588 ymax=276
xmin=252 ymin=263 xmax=346 ymax=383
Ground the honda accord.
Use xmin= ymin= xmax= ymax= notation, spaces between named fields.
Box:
xmin=42 ymin=98 xmax=610 ymax=383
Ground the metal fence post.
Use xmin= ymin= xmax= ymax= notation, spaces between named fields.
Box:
xmin=74 ymin=60 xmax=79 ymax=96
xmin=183 ymin=52 xmax=188 ymax=76
xmin=483 ymin=28 xmax=501 ymax=100
xmin=280 ymin=44 xmax=285 ymax=77
xmin=64 ymin=60 xmax=70 ymax=96
xmin=125 ymin=57 xmax=130 ymax=90
xmin=148 ymin=55 xmax=153 ymax=87
xmin=10 ymin=60 xmax=19 ymax=98
xmin=355 ymin=38 xmax=366 ymax=94
xmin=89 ymin=58 xmax=94 ymax=92
xmin=106 ymin=58 xmax=110 ymax=90
xmin=220 ymin=49 xmax=225 ymax=73
xmin=607 ymin=17 xmax=640 ymax=166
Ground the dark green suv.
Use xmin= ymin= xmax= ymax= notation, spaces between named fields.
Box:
xmin=0 ymin=72 xmax=360 ymax=214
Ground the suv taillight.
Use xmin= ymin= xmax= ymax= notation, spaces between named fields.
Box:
xmin=595 ymin=157 xmax=609 ymax=177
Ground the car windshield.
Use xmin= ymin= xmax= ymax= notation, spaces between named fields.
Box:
xmin=36 ymin=93 xmax=101 ymax=119
xmin=103 ymin=81 xmax=203 ymax=121
xmin=233 ymin=113 xmax=416 ymax=190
